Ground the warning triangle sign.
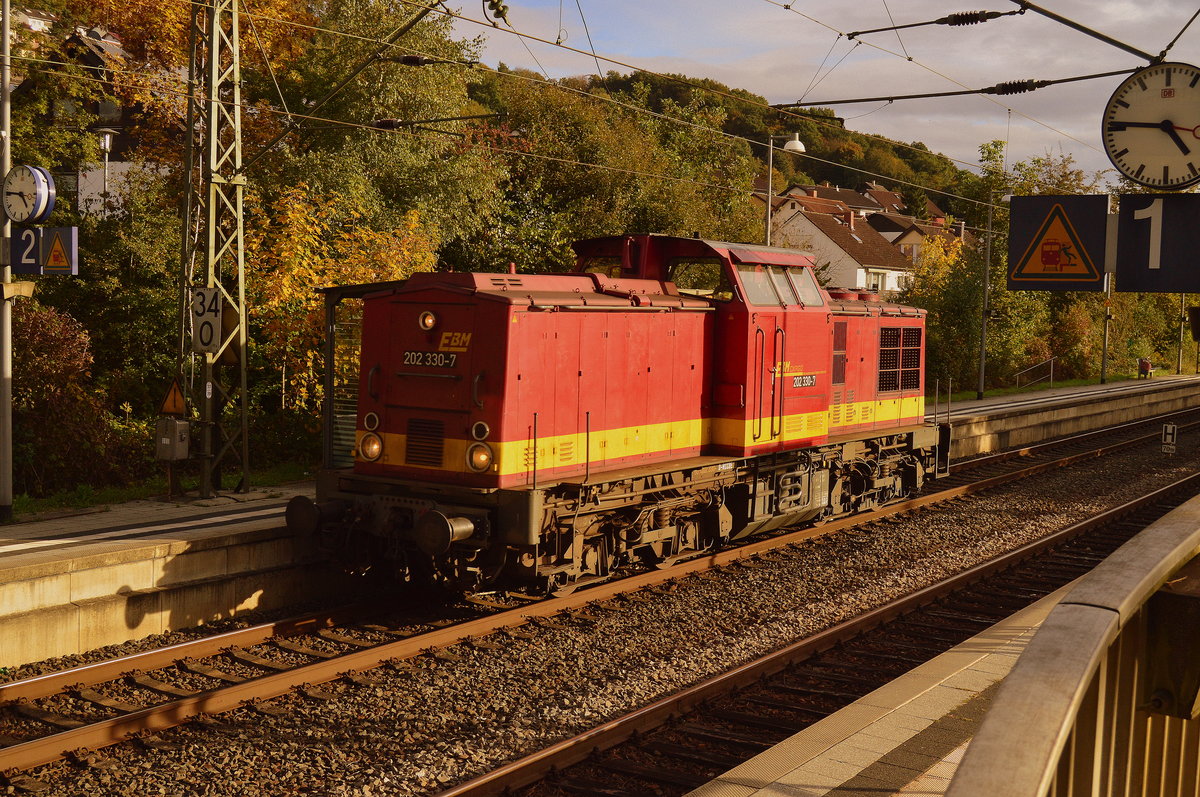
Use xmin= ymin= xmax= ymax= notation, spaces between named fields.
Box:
xmin=1011 ymin=204 xmax=1101 ymax=281
xmin=44 ymin=233 xmax=71 ymax=273
xmin=160 ymin=378 xmax=187 ymax=416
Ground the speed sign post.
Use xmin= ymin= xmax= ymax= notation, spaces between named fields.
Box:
xmin=191 ymin=287 xmax=222 ymax=354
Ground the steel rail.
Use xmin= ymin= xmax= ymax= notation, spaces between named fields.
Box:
xmin=0 ymin=607 xmax=359 ymax=704
xmin=949 ymin=409 xmax=1200 ymax=475
xmin=0 ymin=422 xmax=1181 ymax=774
xmin=433 ymin=470 xmax=1200 ymax=797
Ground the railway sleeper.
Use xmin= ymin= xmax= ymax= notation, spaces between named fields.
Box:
xmin=638 ymin=739 xmax=747 ymax=770
xmin=593 ymin=757 xmax=713 ymax=789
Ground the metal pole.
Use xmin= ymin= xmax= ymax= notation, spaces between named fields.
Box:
xmin=1179 ymin=293 xmax=1186 ymax=375
xmin=977 ymin=196 xmax=993 ymax=400
xmin=765 ymin=138 xmax=774 ymax=246
xmin=1100 ymin=273 xmax=1111 ymax=383
xmin=1 ymin=0 xmax=12 ymax=522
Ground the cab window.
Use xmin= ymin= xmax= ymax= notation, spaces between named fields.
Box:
xmin=788 ymin=267 xmax=825 ymax=306
xmin=580 ymin=256 xmax=623 ymax=278
xmin=668 ymin=257 xmax=734 ymax=302
xmin=769 ymin=267 xmax=798 ymax=304
xmin=737 ymin=264 xmax=780 ymax=306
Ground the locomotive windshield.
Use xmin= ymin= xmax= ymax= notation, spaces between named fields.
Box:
xmin=667 ymin=257 xmax=734 ymax=302
xmin=788 ymin=266 xmax=824 ymax=306
xmin=737 ymin=264 xmax=824 ymax=308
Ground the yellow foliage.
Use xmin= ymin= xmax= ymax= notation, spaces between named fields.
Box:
xmin=245 ymin=186 xmax=438 ymax=408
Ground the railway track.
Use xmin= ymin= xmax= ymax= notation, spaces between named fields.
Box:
xmin=0 ymin=412 xmax=1195 ymax=791
xmin=441 ymin=472 xmax=1200 ymax=797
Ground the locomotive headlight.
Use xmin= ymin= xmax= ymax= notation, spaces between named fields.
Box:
xmin=466 ymin=442 xmax=494 ymax=472
xmin=363 ymin=412 xmax=380 ymax=431
xmin=471 ymin=421 xmax=490 ymax=441
xmin=417 ymin=310 xmax=438 ymax=331
xmin=359 ymin=432 xmax=384 ymax=462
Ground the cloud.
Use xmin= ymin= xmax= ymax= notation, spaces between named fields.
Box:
xmin=457 ymin=0 xmax=1200 ymax=178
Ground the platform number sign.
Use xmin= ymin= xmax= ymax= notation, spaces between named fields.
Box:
xmin=1162 ymin=423 xmax=1178 ymax=455
xmin=191 ymin=287 xmax=223 ymax=355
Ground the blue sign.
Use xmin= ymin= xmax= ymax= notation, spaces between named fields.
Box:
xmin=1115 ymin=194 xmax=1200 ymax=292
xmin=9 ymin=225 xmax=78 ymax=275
xmin=1008 ymin=195 xmax=1107 ymax=291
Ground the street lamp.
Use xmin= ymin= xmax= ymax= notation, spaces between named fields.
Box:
xmin=765 ymin=132 xmax=805 ymax=246
xmin=95 ymin=127 xmax=118 ymax=199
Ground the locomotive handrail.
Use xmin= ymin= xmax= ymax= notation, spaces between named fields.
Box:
xmin=367 ymin=363 xmax=380 ymax=399
xmin=394 ymin=371 xmax=462 ymax=380
xmin=472 ymin=373 xmax=484 ymax=408
xmin=754 ymin=327 xmax=766 ymax=441
xmin=771 ymin=325 xmax=786 ymax=439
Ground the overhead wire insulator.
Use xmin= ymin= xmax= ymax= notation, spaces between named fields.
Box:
xmin=985 ymin=79 xmax=1052 ymax=95
xmin=484 ymin=0 xmax=510 ymax=25
xmin=939 ymin=11 xmax=1005 ymax=26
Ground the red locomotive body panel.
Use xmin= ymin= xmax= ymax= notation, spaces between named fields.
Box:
xmin=353 ymin=271 xmax=712 ymax=489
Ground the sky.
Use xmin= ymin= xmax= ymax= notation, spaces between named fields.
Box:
xmin=453 ymin=0 xmax=1200 ymax=185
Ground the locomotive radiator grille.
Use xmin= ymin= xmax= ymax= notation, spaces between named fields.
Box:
xmin=405 ymin=419 xmax=445 ymax=467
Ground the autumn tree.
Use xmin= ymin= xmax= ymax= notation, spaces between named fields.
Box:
xmin=244 ymin=185 xmax=438 ymax=409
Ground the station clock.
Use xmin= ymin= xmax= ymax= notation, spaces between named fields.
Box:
xmin=1102 ymin=62 xmax=1200 ymax=190
xmin=3 ymin=164 xmax=55 ymax=223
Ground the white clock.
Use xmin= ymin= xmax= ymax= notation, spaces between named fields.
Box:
xmin=3 ymin=164 xmax=55 ymax=223
xmin=1103 ymin=62 xmax=1200 ymax=190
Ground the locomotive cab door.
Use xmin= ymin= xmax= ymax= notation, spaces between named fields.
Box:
xmin=736 ymin=263 xmax=793 ymax=453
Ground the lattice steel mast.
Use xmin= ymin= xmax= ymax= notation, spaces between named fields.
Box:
xmin=181 ymin=0 xmax=249 ymax=497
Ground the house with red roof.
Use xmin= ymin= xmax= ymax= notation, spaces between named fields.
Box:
xmin=771 ymin=208 xmax=916 ymax=294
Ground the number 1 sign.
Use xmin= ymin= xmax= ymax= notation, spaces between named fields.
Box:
xmin=1115 ymin=194 xmax=1200 ymax=292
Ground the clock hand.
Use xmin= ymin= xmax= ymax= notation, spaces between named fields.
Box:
xmin=1160 ymin=119 xmax=1191 ymax=155
xmin=1107 ymin=120 xmax=1192 ymax=154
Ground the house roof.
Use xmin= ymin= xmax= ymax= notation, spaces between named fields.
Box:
xmin=789 ymin=211 xmax=914 ymax=272
xmin=798 ymin=184 xmax=881 ymax=213
xmin=783 ymin=193 xmax=851 ymax=215
xmin=862 ymin=187 xmax=906 ymax=214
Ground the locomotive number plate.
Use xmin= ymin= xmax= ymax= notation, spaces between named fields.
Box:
xmin=403 ymin=350 xmax=459 ymax=368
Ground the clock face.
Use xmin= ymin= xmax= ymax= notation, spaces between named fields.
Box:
xmin=1103 ymin=62 xmax=1200 ymax=190
xmin=3 ymin=165 xmax=53 ymax=223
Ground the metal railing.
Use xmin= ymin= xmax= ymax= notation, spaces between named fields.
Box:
xmin=946 ymin=479 xmax=1200 ymax=797
xmin=1015 ymin=356 xmax=1057 ymax=389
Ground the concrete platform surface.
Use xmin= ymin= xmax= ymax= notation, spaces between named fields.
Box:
xmin=686 ymin=586 xmax=1070 ymax=797
xmin=0 ymin=483 xmax=327 ymax=668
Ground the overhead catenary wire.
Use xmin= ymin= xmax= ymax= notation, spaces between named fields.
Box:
xmin=761 ymin=0 xmax=1106 ymax=157
xmin=14 ymin=47 xmax=1014 ymax=217
xmin=780 ymin=68 xmax=1137 ymax=107
xmin=847 ymin=8 xmax=1023 ymax=40
xmin=43 ymin=1 xmax=1039 ymax=214
xmin=168 ymin=0 xmax=1076 ymax=195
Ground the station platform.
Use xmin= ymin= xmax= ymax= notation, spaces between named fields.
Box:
xmin=0 ymin=483 xmax=334 ymax=668
xmin=930 ymin=373 xmax=1200 ymax=457
xmin=687 ymin=584 xmax=1068 ymax=797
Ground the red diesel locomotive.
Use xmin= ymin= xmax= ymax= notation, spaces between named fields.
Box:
xmin=289 ymin=234 xmax=951 ymax=593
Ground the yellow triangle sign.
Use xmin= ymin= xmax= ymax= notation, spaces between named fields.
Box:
xmin=160 ymin=378 xmax=187 ymax=416
xmin=44 ymin=233 xmax=71 ymax=272
xmin=1011 ymin=204 xmax=1101 ymax=281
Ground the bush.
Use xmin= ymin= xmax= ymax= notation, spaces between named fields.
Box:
xmin=10 ymin=301 xmax=156 ymax=496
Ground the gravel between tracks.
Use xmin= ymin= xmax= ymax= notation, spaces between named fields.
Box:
xmin=14 ymin=442 xmax=1200 ymax=796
